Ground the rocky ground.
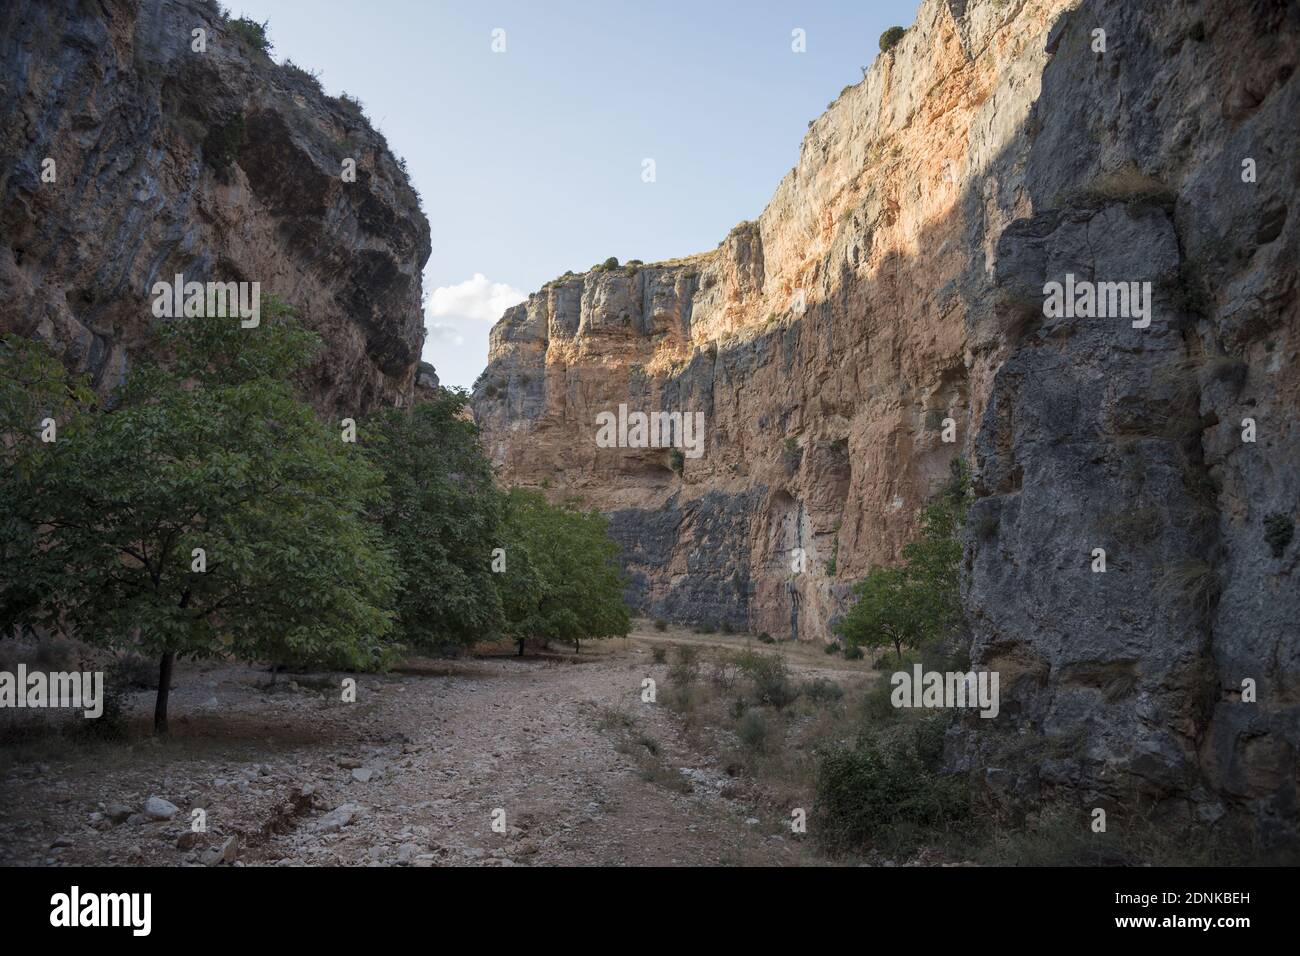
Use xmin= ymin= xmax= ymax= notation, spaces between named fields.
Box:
xmin=0 ymin=623 xmax=864 ymax=867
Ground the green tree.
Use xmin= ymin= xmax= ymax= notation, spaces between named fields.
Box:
xmin=835 ymin=460 xmax=970 ymax=662
xmin=365 ymin=393 xmax=505 ymax=649
xmin=879 ymin=26 xmax=907 ymax=53
xmin=6 ymin=311 xmax=398 ymax=732
xmin=497 ymin=489 xmax=630 ymax=655
xmin=0 ymin=335 xmax=95 ymax=640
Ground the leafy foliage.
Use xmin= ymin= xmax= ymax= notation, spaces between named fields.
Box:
xmin=496 ymin=489 xmax=630 ymax=653
xmin=879 ymin=26 xmax=907 ymax=53
xmin=2 ymin=313 xmax=398 ymax=730
xmin=815 ymin=714 xmax=968 ymax=853
xmin=0 ymin=335 xmax=96 ymax=639
xmin=227 ymin=16 xmax=272 ymax=55
xmin=365 ymin=393 xmax=505 ymax=649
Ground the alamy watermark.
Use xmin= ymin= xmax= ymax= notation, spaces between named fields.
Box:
xmin=150 ymin=273 xmax=260 ymax=327
xmin=1042 ymin=273 xmax=1151 ymax=329
xmin=0 ymin=665 xmax=103 ymax=718
xmin=595 ymin=403 xmax=705 ymax=459
xmin=891 ymin=664 xmax=999 ymax=718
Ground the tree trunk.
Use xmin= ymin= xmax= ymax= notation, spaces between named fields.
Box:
xmin=517 ymin=638 xmax=525 ymax=657
xmin=575 ymin=638 xmax=581 ymax=655
xmin=154 ymin=650 xmax=175 ymax=734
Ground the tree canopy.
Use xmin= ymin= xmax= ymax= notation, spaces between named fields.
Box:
xmin=2 ymin=311 xmax=399 ymax=731
xmin=497 ymin=489 xmax=630 ymax=655
xmin=365 ymin=393 xmax=505 ymax=650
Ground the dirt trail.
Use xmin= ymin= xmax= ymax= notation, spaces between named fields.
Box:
xmin=1 ymin=632 xmax=829 ymax=866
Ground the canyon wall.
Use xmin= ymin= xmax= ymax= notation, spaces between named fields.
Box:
xmin=475 ymin=0 xmax=1298 ymax=840
xmin=0 ymin=0 xmax=430 ymax=413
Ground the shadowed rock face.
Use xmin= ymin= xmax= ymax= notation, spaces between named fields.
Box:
xmin=475 ymin=0 xmax=1299 ymax=841
xmin=0 ymin=0 xmax=431 ymax=413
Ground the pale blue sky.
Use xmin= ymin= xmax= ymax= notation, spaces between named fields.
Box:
xmin=231 ymin=0 xmax=922 ymax=387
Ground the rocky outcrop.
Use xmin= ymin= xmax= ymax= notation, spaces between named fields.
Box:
xmin=475 ymin=0 xmax=1298 ymax=843
xmin=0 ymin=0 xmax=431 ymax=412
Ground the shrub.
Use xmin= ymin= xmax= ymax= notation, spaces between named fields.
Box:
xmin=742 ymin=653 xmax=799 ymax=710
xmin=335 ymin=92 xmax=366 ymax=119
xmin=699 ymin=621 xmax=717 ymax=635
xmin=228 ymin=16 xmax=271 ymax=55
xmin=823 ymin=641 xmax=840 ymax=656
xmin=803 ymin=677 xmax=844 ymax=705
xmin=281 ymin=59 xmax=322 ymax=93
xmin=709 ymin=658 xmax=740 ymax=691
xmin=669 ymin=449 xmax=685 ymax=475
xmin=653 ymin=619 xmax=668 ymax=631
xmin=737 ymin=710 xmax=768 ymax=751
xmin=879 ymin=26 xmax=906 ymax=53
xmin=861 ymin=673 xmax=899 ymax=722
xmin=843 ymin=645 xmax=864 ymax=661
xmin=757 ymin=632 xmax=775 ymax=644
xmin=814 ymin=715 xmax=967 ymax=853
xmin=651 ymin=646 xmax=667 ymax=664
xmin=67 ymin=673 xmax=128 ymax=742
xmin=720 ymin=621 xmax=734 ymax=635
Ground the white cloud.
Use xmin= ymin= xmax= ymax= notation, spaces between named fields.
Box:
xmin=428 ymin=273 xmax=526 ymax=323
xmin=424 ymin=323 xmax=464 ymax=347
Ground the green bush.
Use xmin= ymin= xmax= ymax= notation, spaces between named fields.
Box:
xmin=823 ymin=642 xmax=840 ymax=656
xmin=879 ymin=26 xmax=906 ymax=53
xmin=228 ymin=16 xmax=271 ymax=55
xmin=738 ymin=710 xmax=768 ymax=751
xmin=653 ymin=619 xmax=668 ymax=631
xmin=651 ymin=646 xmax=667 ymax=664
xmin=742 ymin=653 xmax=799 ymax=710
xmin=757 ymin=632 xmax=775 ymax=644
xmin=803 ymin=677 xmax=844 ymax=705
xmin=815 ymin=715 xmax=967 ymax=853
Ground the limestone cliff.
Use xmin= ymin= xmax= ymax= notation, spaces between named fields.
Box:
xmin=0 ymin=0 xmax=430 ymax=412
xmin=475 ymin=0 xmax=1298 ymax=840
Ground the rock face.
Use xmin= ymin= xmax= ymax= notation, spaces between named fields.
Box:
xmin=475 ymin=0 xmax=1298 ymax=842
xmin=0 ymin=0 xmax=431 ymax=413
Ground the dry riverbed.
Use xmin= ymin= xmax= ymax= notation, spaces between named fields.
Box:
xmin=0 ymin=622 xmax=872 ymax=866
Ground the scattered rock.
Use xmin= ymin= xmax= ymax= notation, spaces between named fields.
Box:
xmin=351 ymin=768 xmax=374 ymax=784
xmin=200 ymin=836 xmax=238 ymax=866
xmin=316 ymin=803 xmax=358 ymax=833
xmin=144 ymin=796 xmax=179 ymax=821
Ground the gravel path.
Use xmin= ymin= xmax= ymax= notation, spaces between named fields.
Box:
xmin=1 ymin=635 xmax=824 ymax=866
